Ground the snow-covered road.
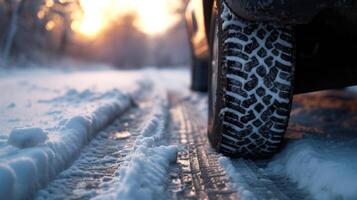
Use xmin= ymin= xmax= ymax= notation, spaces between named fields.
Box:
xmin=1 ymin=67 xmax=357 ymax=200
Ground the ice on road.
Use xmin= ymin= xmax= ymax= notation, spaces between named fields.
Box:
xmin=0 ymin=67 xmax=357 ymax=200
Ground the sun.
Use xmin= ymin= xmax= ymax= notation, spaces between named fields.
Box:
xmin=72 ymin=0 xmax=116 ymax=37
xmin=131 ymin=0 xmax=181 ymax=35
xmin=73 ymin=0 xmax=181 ymax=38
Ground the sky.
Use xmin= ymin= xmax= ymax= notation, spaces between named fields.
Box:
xmin=72 ymin=0 xmax=183 ymax=37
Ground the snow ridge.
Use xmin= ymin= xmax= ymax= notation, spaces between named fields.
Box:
xmin=0 ymin=90 xmax=132 ymax=200
xmin=95 ymin=91 xmax=178 ymax=200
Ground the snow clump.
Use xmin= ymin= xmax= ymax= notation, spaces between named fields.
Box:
xmin=8 ymin=127 xmax=48 ymax=148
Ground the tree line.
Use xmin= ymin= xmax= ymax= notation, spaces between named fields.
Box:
xmin=0 ymin=0 xmax=190 ymax=68
xmin=0 ymin=0 xmax=82 ymax=65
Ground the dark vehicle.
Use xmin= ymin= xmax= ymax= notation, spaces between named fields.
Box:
xmin=186 ymin=0 xmax=357 ymax=158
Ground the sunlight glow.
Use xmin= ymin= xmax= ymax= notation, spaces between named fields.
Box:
xmin=46 ymin=20 xmax=56 ymax=31
xmin=75 ymin=0 xmax=115 ymax=37
xmin=73 ymin=0 xmax=181 ymax=38
xmin=130 ymin=0 xmax=181 ymax=35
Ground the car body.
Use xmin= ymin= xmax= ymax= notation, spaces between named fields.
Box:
xmin=185 ymin=0 xmax=210 ymax=91
xmin=224 ymin=0 xmax=356 ymax=24
xmin=186 ymin=0 xmax=357 ymax=158
xmin=186 ymin=0 xmax=357 ymax=94
xmin=185 ymin=0 xmax=209 ymax=60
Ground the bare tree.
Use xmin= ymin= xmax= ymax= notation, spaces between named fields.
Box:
xmin=1 ymin=0 xmax=24 ymax=62
xmin=0 ymin=0 xmax=84 ymax=65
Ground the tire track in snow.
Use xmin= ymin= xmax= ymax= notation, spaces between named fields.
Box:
xmin=92 ymin=83 xmax=178 ymax=200
xmin=36 ymin=74 xmax=178 ymax=200
xmin=168 ymin=94 xmax=237 ymax=200
xmin=0 ymin=78 xmax=152 ymax=200
xmin=35 ymin=98 xmax=153 ymax=200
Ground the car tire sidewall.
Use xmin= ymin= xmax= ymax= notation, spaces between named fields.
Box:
xmin=208 ymin=1 xmax=224 ymax=149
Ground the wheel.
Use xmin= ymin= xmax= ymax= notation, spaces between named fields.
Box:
xmin=190 ymin=56 xmax=208 ymax=92
xmin=208 ymin=1 xmax=295 ymax=158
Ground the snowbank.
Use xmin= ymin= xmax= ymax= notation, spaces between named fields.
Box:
xmin=0 ymin=90 xmax=132 ymax=199
xmin=95 ymin=92 xmax=178 ymax=200
xmin=269 ymin=137 xmax=357 ymax=200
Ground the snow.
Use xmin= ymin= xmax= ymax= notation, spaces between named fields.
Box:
xmin=105 ymin=145 xmax=178 ymax=200
xmin=0 ymin=68 xmax=144 ymax=199
xmin=219 ymin=157 xmax=254 ymax=200
xmin=8 ymin=127 xmax=48 ymax=148
xmin=158 ymin=68 xmax=208 ymax=117
xmin=94 ymin=82 xmax=178 ymax=200
xmin=269 ymin=136 xmax=357 ymax=200
xmin=2 ymin=66 xmax=357 ymax=200
xmin=7 ymin=102 xmax=16 ymax=108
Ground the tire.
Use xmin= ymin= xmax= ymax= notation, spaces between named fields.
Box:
xmin=208 ymin=1 xmax=295 ymax=158
xmin=191 ymin=56 xmax=208 ymax=92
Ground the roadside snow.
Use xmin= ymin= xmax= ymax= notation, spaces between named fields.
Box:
xmin=0 ymin=69 xmax=144 ymax=199
xmin=219 ymin=157 xmax=255 ymax=200
xmin=269 ymin=136 xmax=357 ymax=200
